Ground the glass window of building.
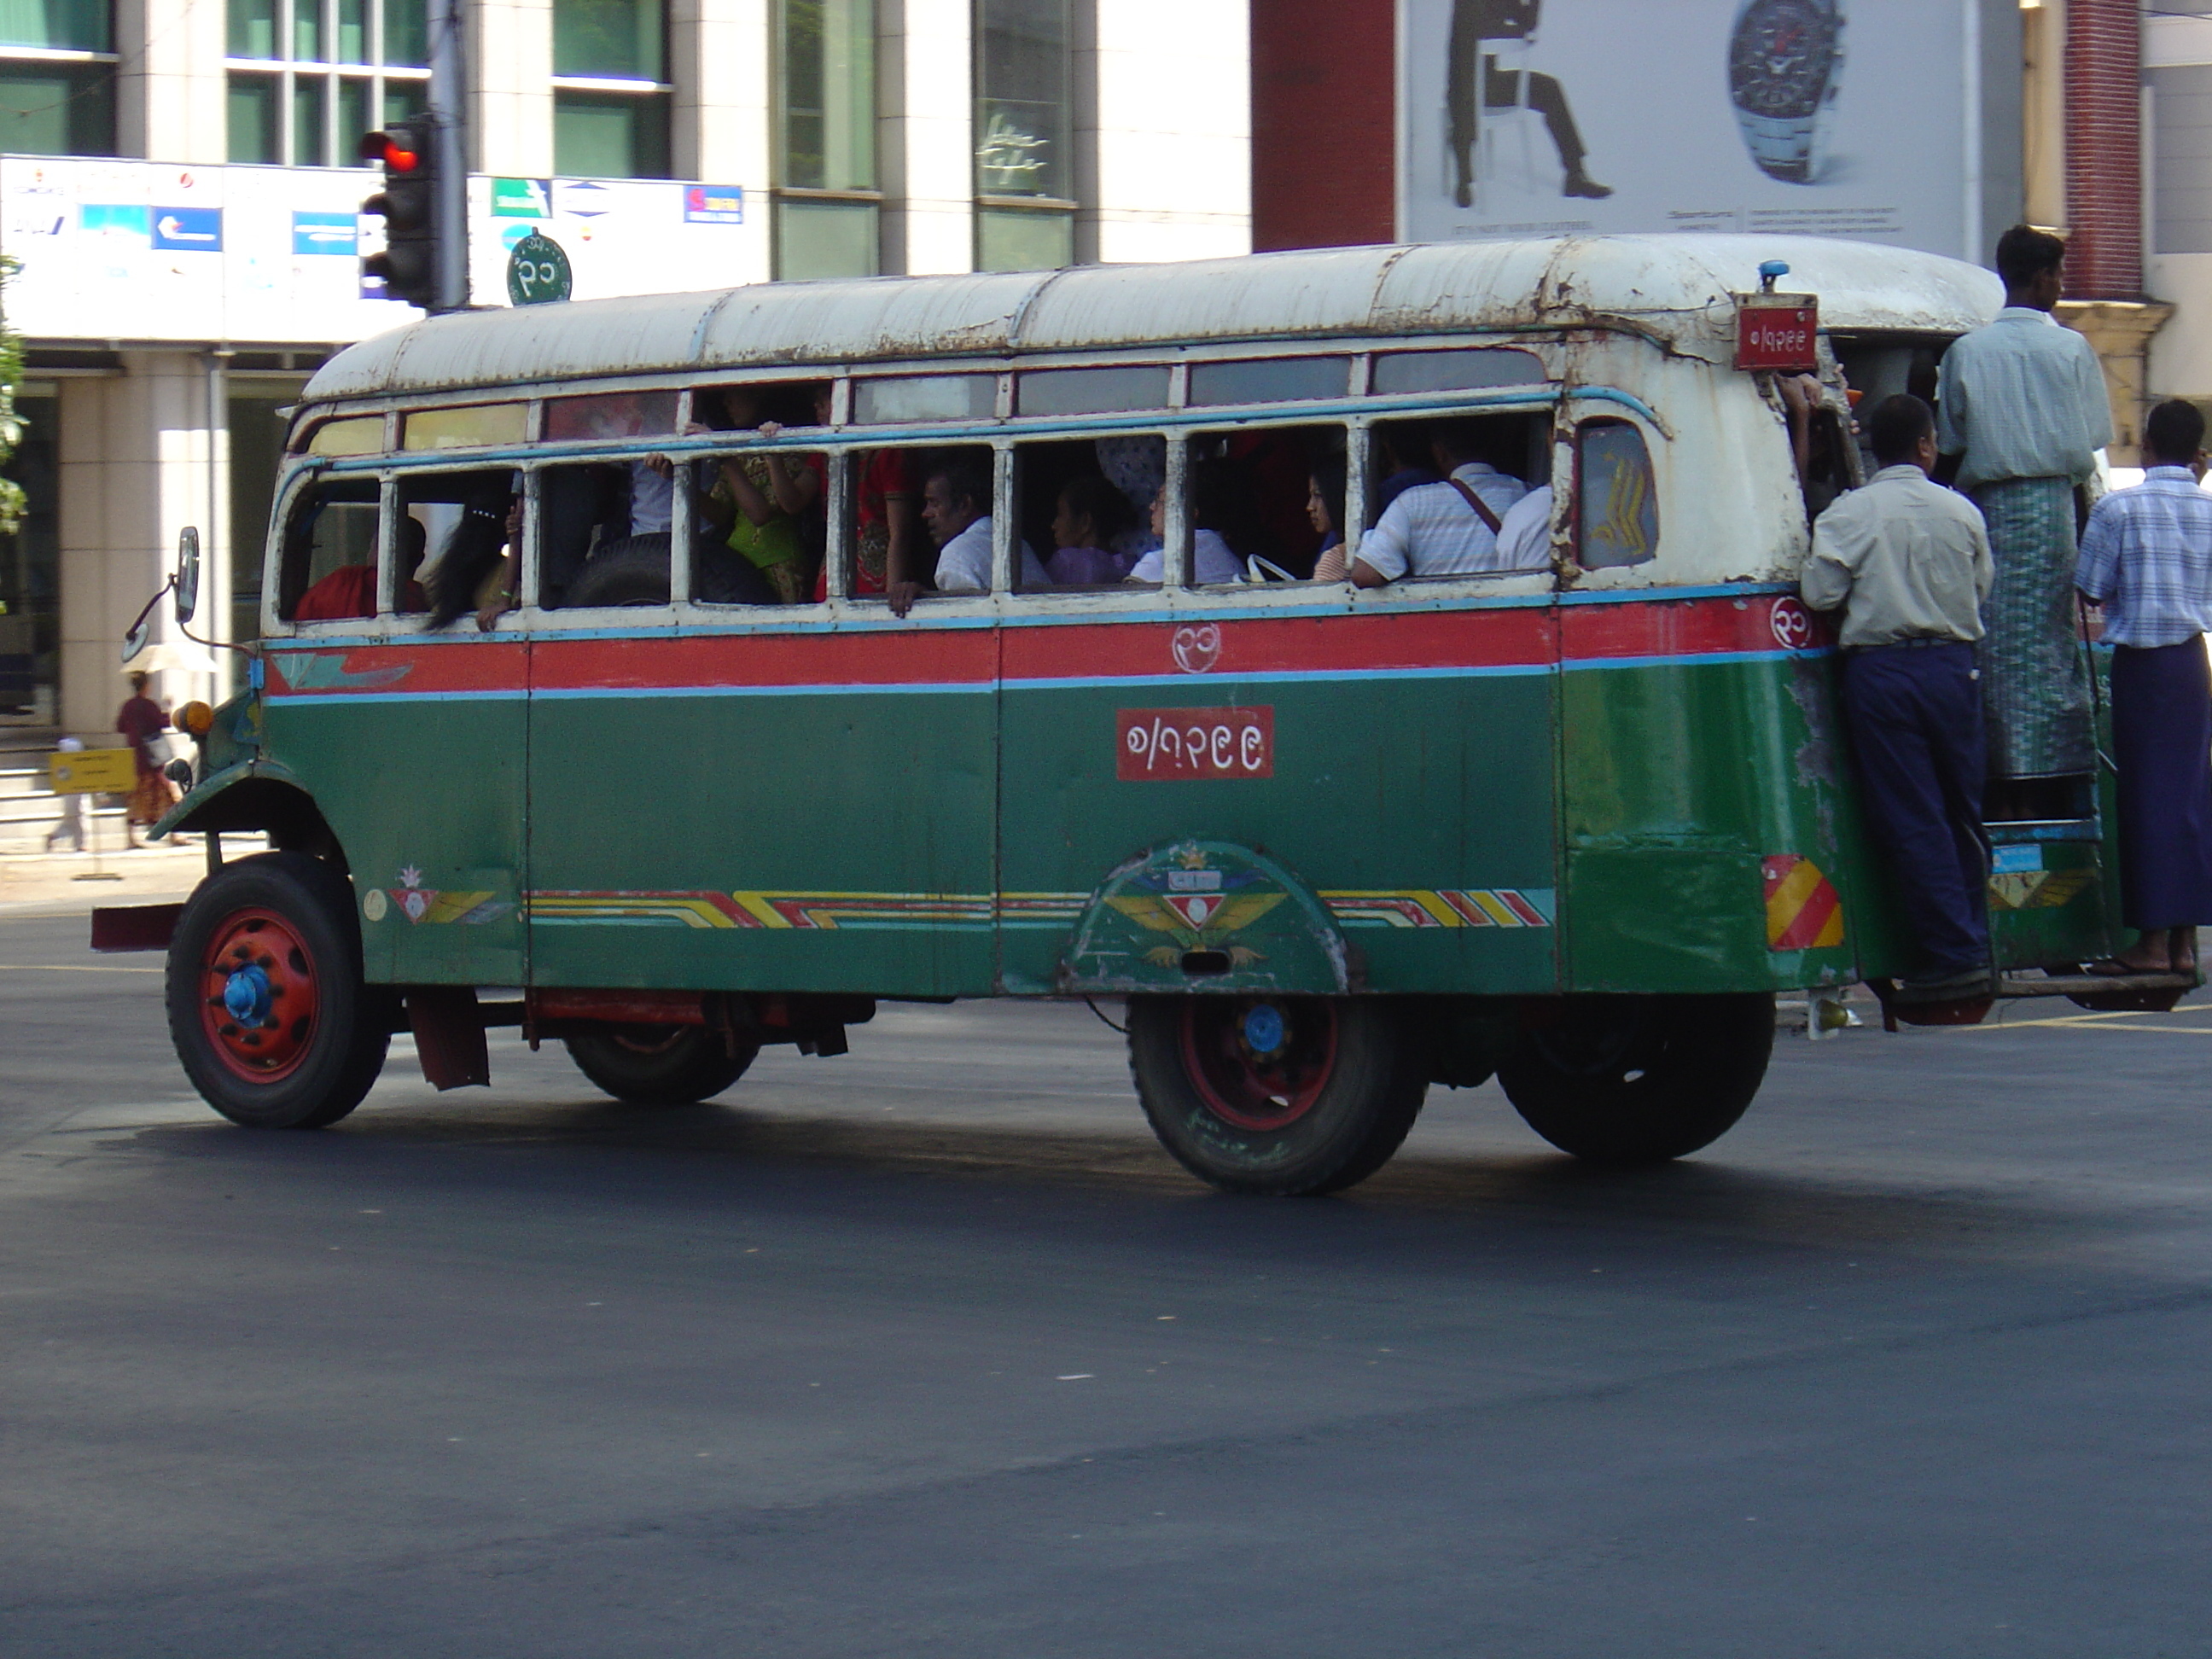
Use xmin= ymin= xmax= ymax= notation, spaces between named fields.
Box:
xmin=0 ymin=0 xmax=117 ymax=156
xmin=553 ymin=0 xmax=671 ymax=178
xmin=973 ymin=0 xmax=1072 ymax=272
xmin=226 ymin=0 xmax=428 ymax=166
xmin=774 ymin=0 xmax=878 ymax=279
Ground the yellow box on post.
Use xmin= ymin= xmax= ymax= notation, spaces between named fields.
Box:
xmin=49 ymin=748 xmax=137 ymax=794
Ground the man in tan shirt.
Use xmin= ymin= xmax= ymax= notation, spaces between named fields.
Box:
xmin=1802 ymin=393 xmax=1996 ymax=998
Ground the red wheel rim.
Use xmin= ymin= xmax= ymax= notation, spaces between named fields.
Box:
xmin=197 ymin=907 xmax=321 ymax=1082
xmin=1179 ymin=998 xmax=1337 ymax=1132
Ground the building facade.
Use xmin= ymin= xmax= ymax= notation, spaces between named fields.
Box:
xmin=0 ymin=0 xmax=1252 ymax=732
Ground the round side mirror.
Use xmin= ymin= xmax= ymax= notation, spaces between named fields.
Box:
xmin=121 ymin=614 xmax=151 ymax=665
xmin=175 ymin=527 xmax=201 ymax=626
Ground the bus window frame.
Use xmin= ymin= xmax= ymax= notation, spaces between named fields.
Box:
xmin=521 ymin=450 xmax=678 ymax=627
xmin=265 ymin=463 xmax=388 ymax=637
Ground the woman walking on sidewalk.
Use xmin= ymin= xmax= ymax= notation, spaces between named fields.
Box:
xmin=115 ymin=672 xmax=175 ymax=850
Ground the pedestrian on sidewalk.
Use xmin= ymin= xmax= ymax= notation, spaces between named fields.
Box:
xmin=2075 ymin=399 xmax=2212 ymax=976
xmin=1802 ymin=393 xmax=1997 ymax=998
xmin=43 ymin=735 xmax=86 ymax=853
xmin=115 ymin=672 xmax=174 ymax=849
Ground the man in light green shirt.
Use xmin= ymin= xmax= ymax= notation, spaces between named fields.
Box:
xmin=1802 ymin=394 xmax=1995 ymax=998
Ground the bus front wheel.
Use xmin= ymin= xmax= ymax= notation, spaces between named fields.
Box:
xmin=166 ymin=852 xmax=393 ymax=1130
xmin=564 ymin=1026 xmax=758 ymax=1106
xmin=1496 ymin=993 xmax=1775 ymax=1164
xmin=1126 ymin=995 xmax=1429 ymax=1196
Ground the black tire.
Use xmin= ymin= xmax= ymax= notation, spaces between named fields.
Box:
xmin=1127 ymin=995 xmax=1429 ymax=1196
xmin=564 ymin=1024 xmax=758 ymax=1105
xmin=567 ymin=534 xmax=672 ymax=607
xmin=1495 ymin=993 xmax=1774 ymax=1164
xmin=165 ymin=851 xmax=393 ymax=1129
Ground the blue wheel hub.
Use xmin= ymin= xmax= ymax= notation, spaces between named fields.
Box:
xmin=223 ymin=962 xmax=273 ymax=1027
xmin=1242 ymin=1002 xmax=1287 ymax=1056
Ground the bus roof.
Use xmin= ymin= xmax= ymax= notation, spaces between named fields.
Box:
xmin=305 ymin=234 xmax=2004 ymax=404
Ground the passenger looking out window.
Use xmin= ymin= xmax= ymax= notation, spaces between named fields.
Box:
xmin=1045 ymin=475 xmax=1139 ymax=585
xmin=294 ymin=516 xmax=430 ymax=620
xmin=1351 ymin=420 xmax=1529 ymax=587
xmin=1128 ymin=461 xmax=1247 ymax=586
xmin=1308 ymin=454 xmax=1350 ymax=582
xmin=918 ymin=455 xmax=1045 ymax=600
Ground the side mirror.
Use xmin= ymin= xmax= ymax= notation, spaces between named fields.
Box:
xmin=175 ymin=527 xmax=201 ymax=625
xmin=121 ymin=612 xmax=152 ymax=665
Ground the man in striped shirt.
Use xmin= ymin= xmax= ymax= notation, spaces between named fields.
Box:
xmin=1351 ymin=422 xmax=1531 ymax=585
xmin=2074 ymin=399 xmax=2212 ymax=976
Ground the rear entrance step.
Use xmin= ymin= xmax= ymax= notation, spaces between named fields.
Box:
xmin=1870 ymin=970 xmax=2199 ymax=1028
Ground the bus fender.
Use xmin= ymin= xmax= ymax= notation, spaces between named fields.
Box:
xmin=1057 ymin=839 xmax=1353 ymax=997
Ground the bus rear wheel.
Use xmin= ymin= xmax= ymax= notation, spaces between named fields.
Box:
xmin=1495 ymin=993 xmax=1775 ymax=1164
xmin=564 ymin=1025 xmax=757 ymax=1106
xmin=1126 ymin=995 xmax=1429 ymax=1196
xmin=166 ymin=852 xmax=393 ymax=1130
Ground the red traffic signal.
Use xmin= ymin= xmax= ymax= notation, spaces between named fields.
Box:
xmin=358 ymin=116 xmax=440 ymax=310
xmin=359 ymin=131 xmax=422 ymax=173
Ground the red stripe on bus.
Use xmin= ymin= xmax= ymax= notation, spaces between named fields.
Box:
xmin=265 ymin=641 xmax=527 ymax=696
xmin=1561 ymin=593 xmax=1832 ymax=661
xmin=533 ymin=628 xmax=998 ymax=692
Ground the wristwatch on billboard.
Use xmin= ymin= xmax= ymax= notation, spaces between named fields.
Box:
xmin=1726 ymin=0 xmax=1845 ymax=184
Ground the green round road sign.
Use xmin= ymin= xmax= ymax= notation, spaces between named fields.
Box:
xmin=506 ymin=231 xmax=572 ymax=306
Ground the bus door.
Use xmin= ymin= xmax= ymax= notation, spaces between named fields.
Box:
xmin=262 ymin=459 xmax=531 ymax=988
xmin=522 ymin=424 xmax=1000 ymax=1000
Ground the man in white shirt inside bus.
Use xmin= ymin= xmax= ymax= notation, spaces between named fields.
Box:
xmin=921 ymin=457 xmax=1047 ymax=595
xmin=1352 ymin=421 xmax=1530 ymax=585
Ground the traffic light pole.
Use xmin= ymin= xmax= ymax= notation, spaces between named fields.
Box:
xmin=428 ymin=0 xmax=469 ymax=312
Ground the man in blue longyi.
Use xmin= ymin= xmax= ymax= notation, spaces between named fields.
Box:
xmin=1936 ymin=225 xmax=2113 ymax=803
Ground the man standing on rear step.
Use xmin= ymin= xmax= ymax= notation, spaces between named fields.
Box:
xmin=1802 ymin=394 xmax=1997 ymax=1001
xmin=1935 ymin=224 xmax=2113 ymax=817
xmin=1445 ymin=0 xmax=1613 ymax=210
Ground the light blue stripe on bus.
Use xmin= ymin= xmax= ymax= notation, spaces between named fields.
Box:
xmin=271 ymin=689 xmax=529 ymax=706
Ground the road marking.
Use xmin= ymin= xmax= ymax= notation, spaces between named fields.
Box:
xmin=1959 ymin=1008 xmax=2212 ymax=1033
xmin=0 ymin=963 xmax=162 ymax=974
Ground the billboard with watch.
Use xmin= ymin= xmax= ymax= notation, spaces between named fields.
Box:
xmin=1399 ymin=0 xmax=2021 ymax=264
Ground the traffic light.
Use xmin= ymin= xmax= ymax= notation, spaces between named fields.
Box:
xmin=359 ymin=118 xmax=439 ymax=311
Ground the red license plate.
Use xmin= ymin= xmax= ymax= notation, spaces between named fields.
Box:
xmin=1117 ymin=707 xmax=1273 ymax=780
xmin=1737 ymin=301 xmax=1819 ymax=372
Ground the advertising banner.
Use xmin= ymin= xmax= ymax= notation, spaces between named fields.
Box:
xmin=1399 ymin=0 xmax=2008 ymax=262
xmin=0 ymin=156 xmax=765 ymax=345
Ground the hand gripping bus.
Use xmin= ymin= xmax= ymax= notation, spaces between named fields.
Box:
xmin=94 ymin=235 xmax=2197 ymax=1196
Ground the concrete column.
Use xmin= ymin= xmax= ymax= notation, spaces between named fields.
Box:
xmin=673 ymin=0 xmax=773 ymax=281
xmin=886 ymin=0 xmax=970 ymax=274
xmin=473 ymin=0 xmax=556 ymax=177
xmin=2059 ymin=299 xmax=2176 ymax=466
xmin=115 ymin=0 xmax=227 ymax=161
xmin=57 ymin=358 xmax=224 ymax=734
xmin=1088 ymin=0 xmax=1249 ymax=265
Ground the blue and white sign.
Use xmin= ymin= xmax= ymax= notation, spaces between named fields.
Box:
xmin=151 ymin=207 xmax=222 ymax=251
xmin=292 ymin=211 xmax=357 ymax=255
xmin=683 ymin=184 xmax=743 ymax=224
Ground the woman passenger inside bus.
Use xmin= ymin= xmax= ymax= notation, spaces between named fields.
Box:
xmin=1126 ymin=460 xmax=1248 ymax=585
xmin=1044 ymin=474 xmax=1139 ymax=585
xmin=691 ymin=385 xmax=818 ymax=605
xmin=1308 ymin=454 xmax=1350 ymax=582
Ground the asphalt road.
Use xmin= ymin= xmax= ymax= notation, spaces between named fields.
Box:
xmin=4 ymin=905 xmax=2211 ymax=1656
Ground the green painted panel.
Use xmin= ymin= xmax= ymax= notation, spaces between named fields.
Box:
xmin=997 ymin=674 xmax=1560 ymax=996
xmin=268 ymin=697 xmax=528 ymax=987
xmin=526 ymin=689 xmax=998 ymax=998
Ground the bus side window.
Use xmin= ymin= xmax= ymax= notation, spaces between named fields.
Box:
xmin=539 ymin=459 xmax=658 ymax=608
xmin=881 ymin=444 xmax=993 ymax=601
xmin=1574 ymin=418 xmax=1659 ymax=571
xmin=276 ymin=477 xmax=381 ymax=624
xmin=1012 ymin=436 xmax=1160 ymax=592
xmin=686 ymin=383 xmax=829 ymax=604
xmin=400 ymin=469 xmax=521 ymax=628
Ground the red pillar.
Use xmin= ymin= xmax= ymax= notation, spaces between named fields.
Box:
xmin=2064 ymin=0 xmax=2143 ymax=300
xmin=1249 ymin=0 xmax=1397 ymax=251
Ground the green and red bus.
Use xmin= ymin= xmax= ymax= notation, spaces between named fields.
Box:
xmin=107 ymin=234 xmax=2175 ymax=1195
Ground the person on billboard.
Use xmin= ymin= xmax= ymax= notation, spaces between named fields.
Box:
xmin=1446 ymin=0 xmax=1613 ymax=209
xmin=1934 ymin=225 xmax=2113 ymax=814
xmin=2074 ymin=399 xmax=2212 ymax=977
xmin=1801 ymin=394 xmax=1996 ymax=1001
